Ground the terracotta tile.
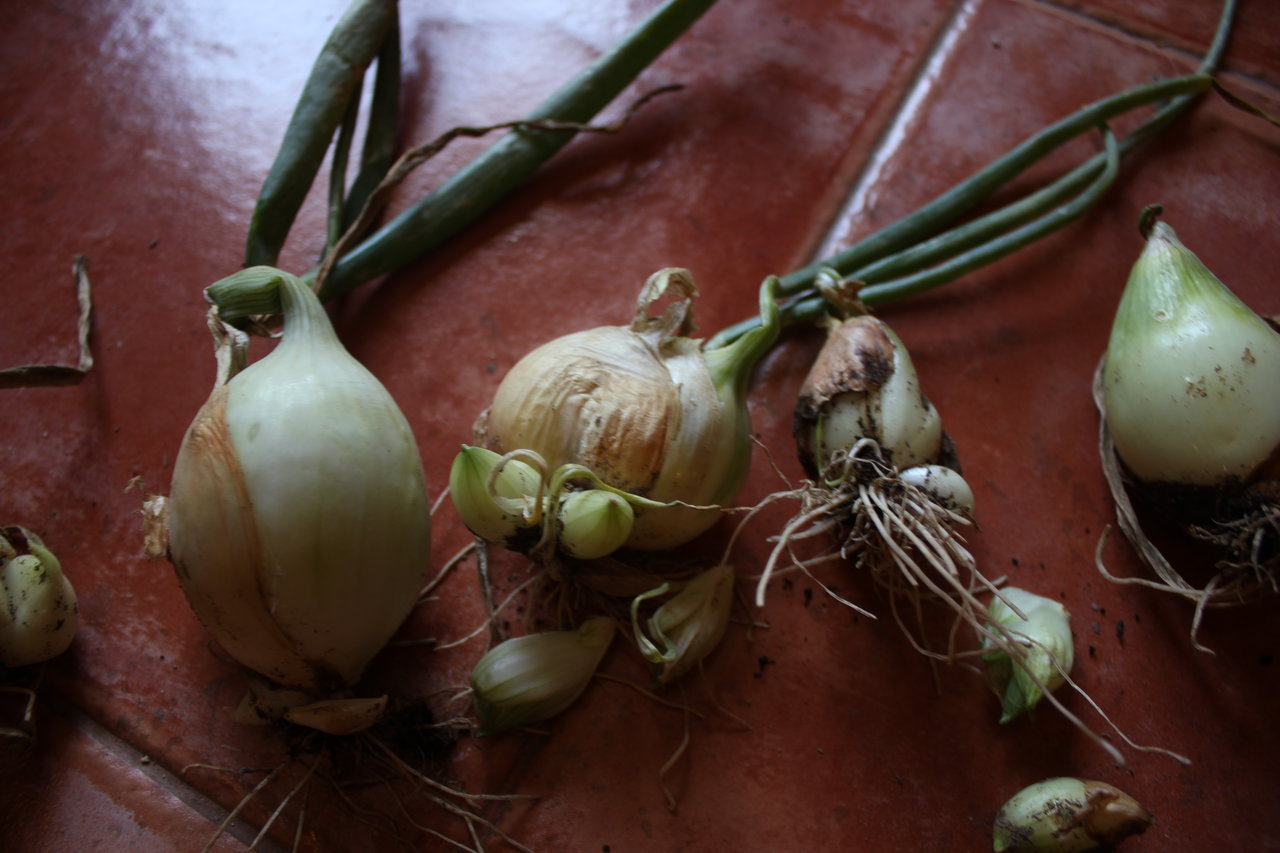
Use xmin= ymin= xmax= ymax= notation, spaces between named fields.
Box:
xmin=0 ymin=692 xmax=251 ymax=852
xmin=1 ymin=0 xmax=1278 ymax=850
xmin=1053 ymin=0 xmax=1280 ymax=84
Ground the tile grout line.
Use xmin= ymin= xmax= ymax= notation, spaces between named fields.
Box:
xmin=49 ymin=693 xmax=286 ymax=853
xmin=808 ymin=0 xmax=1275 ymax=275
xmin=810 ymin=0 xmax=983 ymax=264
xmin=1030 ymin=0 xmax=1279 ymax=91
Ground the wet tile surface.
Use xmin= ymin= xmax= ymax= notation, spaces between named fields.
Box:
xmin=2 ymin=0 xmax=1278 ymax=850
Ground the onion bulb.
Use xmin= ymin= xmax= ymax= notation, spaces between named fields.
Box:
xmin=758 ymin=301 xmax=978 ymax=632
xmin=0 ymin=526 xmax=78 ymax=667
xmin=794 ymin=313 xmax=945 ymax=477
xmin=471 ymin=268 xmax=779 ymax=554
xmin=556 ymin=489 xmax=635 ymax=560
xmin=1097 ymin=209 xmax=1280 ymax=622
xmin=145 ymin=267 xmax=430 ymax=730
xmin=981 ymin=587 xmax=1073 ymax=724
xmin=632 ymin=562 xmax=734 ymax=685
xmin=1102 ymin=217 xmax=1280 ymax=488
xmin=993 ymin=777 xmax=1152 ymax=852
xmin=470 ymin=616 xmax=615 ymax=736
xmin=449 ymin=445 xmax=543 ymax=549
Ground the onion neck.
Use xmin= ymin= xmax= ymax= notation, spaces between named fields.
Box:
xmin=699 ymin=276 xmax=780 ymax=501
xmin=205 ymin=266 xmax=343 ymax=353
xmin=702 ymin=275 xmax=781 ymax=404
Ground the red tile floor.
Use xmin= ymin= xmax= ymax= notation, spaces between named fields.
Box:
xmin=2 ymin=0 xmax=1278 ymax=850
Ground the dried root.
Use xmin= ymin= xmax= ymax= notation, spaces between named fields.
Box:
xmin=1093 ymin=363 xmax=1279 ymax=650
xmin=755 ymin=439 xmax=987 ymax=658
xmin=188 ymin=708 xmax=535 ymax=853
xmin=753 ymin=439 xmax=1184 ymax=766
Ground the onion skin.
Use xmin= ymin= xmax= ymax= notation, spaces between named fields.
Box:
xmin=483 ymin=327 xmax=729 ymax=549
xmin=486 ymin=325 xmax=696 ymax=497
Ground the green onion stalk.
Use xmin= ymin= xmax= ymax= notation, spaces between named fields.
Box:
xmin=231 ymin=0 xmax=723 ymax=305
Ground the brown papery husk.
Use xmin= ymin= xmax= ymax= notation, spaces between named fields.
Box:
xmin=791 ymin=315 xmax=960 ymax=481
xmin=1092 ymin=360 xmax=1280 ymax=651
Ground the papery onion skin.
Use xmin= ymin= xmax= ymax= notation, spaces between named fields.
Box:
xmin=479 ymin=269 xmax=778 ymax=551
xmin=794 ymin=315 xmax=944 ymax=478
xmin=484 ymin=328 xmax=729 ymax=549
xmin=1102 ymin=220 xmax=1280 ymax=489
xmin=163 ymin=269 xmax=431 ymax=697
xmin=486 ymin=326 xmax=688 ymax=496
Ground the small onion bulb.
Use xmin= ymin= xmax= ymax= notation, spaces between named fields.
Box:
xmin=1097 ymin=212 xmax=1280 ymax=616
xmin=794 ymin=313 xmax=946 ymax=477
xmin=993 ymin=777 xmax=1152 ymax=852
xmin=0 ymin=527 xmax=78 ymax=668
xmin=980 ymin=587 xmax=1073 ymax=724
xmin=470 ymin=616 xmax=615 ymax=736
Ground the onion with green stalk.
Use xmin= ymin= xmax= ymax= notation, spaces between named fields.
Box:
xmin=148 ymin=0 xmax=717 ymax=718
xmin=449 ymin=1 xmax=1237 ymax=743
xmin=453 ymin=267 xmax=780 ymax=579
xmin=703 ymin=2 xmax=1233 ymax=766
xmin=144 ymin=267 xmax=433 ymax=736
xmin=751 ymin=271 xmax=984 ymax=653
xmin=1095 ymin=205 xmax=1280 ymax=646
xmin=449 ymin=269 xmax=780 ymax=738
xmin=135 ymin=0 xmax=720 ymax=846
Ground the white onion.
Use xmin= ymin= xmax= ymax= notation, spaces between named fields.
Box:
xmin=147 ymin=268 xmax=430 ymax=722
xmin=1102 ymin=220 xmax=1280 ymax=488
